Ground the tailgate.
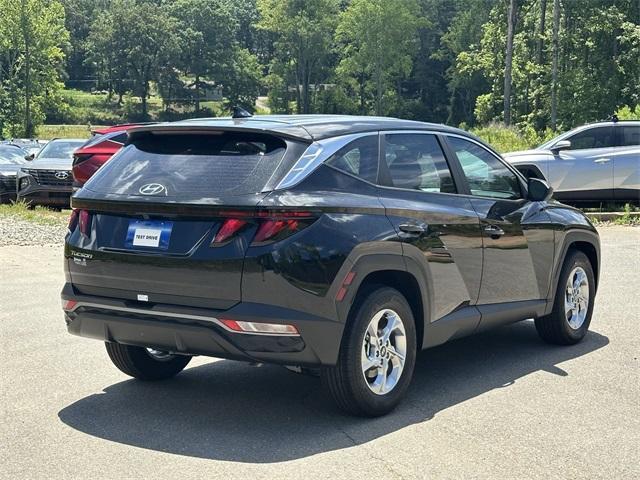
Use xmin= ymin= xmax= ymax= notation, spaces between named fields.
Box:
xmin=66 ymin=209 xmax=261 ymax=310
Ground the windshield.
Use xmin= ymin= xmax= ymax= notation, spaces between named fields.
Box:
xmin=85 ymin=131 xmax=289 ymax=198
xmin=36 ymin=139 xmax=85 ymax=159
xmin=0 ymin=146 xmax=27 ymax=164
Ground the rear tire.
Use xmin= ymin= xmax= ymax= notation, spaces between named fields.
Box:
xmin=535 ymin=250 xmax=595 ymax=345
xmin=105 ymin=342 xmax=191 ymax=380
xmin=322 ymin=286 xmax=417 ymax=417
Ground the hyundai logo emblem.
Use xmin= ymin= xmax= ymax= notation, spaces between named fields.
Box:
xmin=139 ymin=183 xmax=166 ymax=195
xmin=54 ymin=171 xmax=69 ymax=180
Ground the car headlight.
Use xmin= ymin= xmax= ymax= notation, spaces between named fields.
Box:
xmin=19 ymin=177 xmax=30 ymax=189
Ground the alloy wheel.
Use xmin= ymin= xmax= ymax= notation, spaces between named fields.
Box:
xmin=565 ymin=266 xmax=589 ymax=330
xmin=361 ymin=309 xmax=407 ymax=395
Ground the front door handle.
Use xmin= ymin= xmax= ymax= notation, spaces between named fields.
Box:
xmin=484 ymin=225 xmax=505 ymax=239
xmin=399 ymin=223 xmax=426 ymax=235
xmin=594 ymin=158 xmax=611 ymax=164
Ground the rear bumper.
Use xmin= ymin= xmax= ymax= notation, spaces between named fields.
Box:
xmin=61 ymin=283 xmax=344 ymax=366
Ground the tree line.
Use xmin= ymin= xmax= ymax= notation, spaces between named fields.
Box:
xmin=1 ymin=0 xmax=638 ymax=137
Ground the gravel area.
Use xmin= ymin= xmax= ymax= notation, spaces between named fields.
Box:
xmin=0 ymin=216 xmax=67 ymax=246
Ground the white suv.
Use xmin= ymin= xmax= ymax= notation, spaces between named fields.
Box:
xmin=504 ymin=121 xmax=639 ymax=203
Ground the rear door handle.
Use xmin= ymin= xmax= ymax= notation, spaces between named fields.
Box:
xmin=484 ymin=225 xmax=505 ymax=239
xmin=594 ymin=158 xmax=611 ymax=164
xmin=399 ymin=223 xmax=426 ymax=235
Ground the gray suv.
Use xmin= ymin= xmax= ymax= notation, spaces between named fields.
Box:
xmin=504 ymin=121 xmax=639 ymax=203
xmin=16 ymin=138 xmax=85 ymax=208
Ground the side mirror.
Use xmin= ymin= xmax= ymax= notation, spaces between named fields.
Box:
xmin=25 ymin=153 xmax=35 ymax=161
xmin=528 ymin=177 xmax=553 ymax=202
xmin=550 ymin=139 xmax=571 ymax=154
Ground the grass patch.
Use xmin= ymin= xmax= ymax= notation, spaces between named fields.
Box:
xmin=0 ymin=202 xmax=70 ymax=227
xmin=36 ymin=124 xmax=98 ymax=139
xmin=614 ymin=203 xmax=639 ymax=226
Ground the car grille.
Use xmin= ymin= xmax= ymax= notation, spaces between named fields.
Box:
xmin=23 ymin=169 xmax=73 ymax=187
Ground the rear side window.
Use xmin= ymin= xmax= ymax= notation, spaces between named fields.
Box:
xmin=325 ymin=135 xmax=378 ymax=183
xmin=85 ymin=132 xmax=287 ymax=197
xmin=384 ymin=133 xmax=456 ymax=193
xmin=568 ymin=127 xmax=615 ymax=149
xmin=618 ymin=126 xmax=640 ymax=146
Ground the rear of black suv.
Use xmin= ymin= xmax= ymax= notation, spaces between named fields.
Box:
xmin=62 ymin=127 xmax=389 ymax=372
xmin=62 ymin=118 xmax=599 ymax=416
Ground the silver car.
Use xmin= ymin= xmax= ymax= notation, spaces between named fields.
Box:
xmin=504 ymin=121 xmax=639 ymax=203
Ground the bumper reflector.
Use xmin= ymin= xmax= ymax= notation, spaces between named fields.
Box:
xmin=62 ymin=300 xmax=78 ymax=311
xmin=220 ymin=319 xmax=299 ymax=335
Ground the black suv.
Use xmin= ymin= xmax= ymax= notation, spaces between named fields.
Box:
xmin=62 ymin=115 xmax=600 ymax=416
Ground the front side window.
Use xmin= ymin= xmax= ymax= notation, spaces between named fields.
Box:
xmin=384 ymin=133 xmax=455 ymax=193
xmin=325 ymin=135 xmax=378 ymax=183
xmin=567 ymin=127 xmax=615 ymax=150
xmin=448 ymin=136 xmax=521 ymax=199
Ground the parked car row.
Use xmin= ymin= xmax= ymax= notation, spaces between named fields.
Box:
xmin=0 ymin=125 xmax=143 ymax=207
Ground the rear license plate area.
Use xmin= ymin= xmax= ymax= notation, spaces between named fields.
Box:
xmin=125 ymin=220 xmax=173 ymax=250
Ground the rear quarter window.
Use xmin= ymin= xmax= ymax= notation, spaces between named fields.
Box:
xmin=85 ymin=132 xmax=289 ymax=197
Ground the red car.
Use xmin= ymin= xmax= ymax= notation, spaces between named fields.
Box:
xmin=72 ymin=124 xmax=145 ymax=188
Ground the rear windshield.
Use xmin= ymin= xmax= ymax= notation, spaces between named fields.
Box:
xmin=85 ymin=132 xmax=288 ymax=197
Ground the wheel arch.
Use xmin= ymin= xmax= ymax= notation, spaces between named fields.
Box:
xmin=335 ymin=248 xmax=432 ymax=351
xmin=569 ymin=241 xmax=599 ymax=289
xmin=354 ymin=270 xmax=425 ymax=350
xmin=545 ymin=228 xmax=600 ymax=315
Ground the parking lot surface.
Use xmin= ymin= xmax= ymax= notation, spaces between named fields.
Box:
xmin=1 ymin=226 xmax=638 ymax=479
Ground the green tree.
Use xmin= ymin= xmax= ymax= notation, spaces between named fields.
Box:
xmin=60 ymin=0 xmax=107 ymax=87
xmin=223 ymin=47 xmax=263 ymax=111
xmin=170 ymin=0 xmax=237 ymax=113
xmin=336 ymin=0 xmax=423 ymax=115
xmin=257 ymin=0 xmax=339 ymax=114
xmin=87 ymin=0 xmax=179 ymax=119
xmin=85 ymin=4 xmax=128 ymax=103
xmin=452 ymin=0 xmax=639 ymax=132
xmin=0 ymin=0 xmax=68 ymax=136
xmin=439 ymin=0 xmax=493 ymax=126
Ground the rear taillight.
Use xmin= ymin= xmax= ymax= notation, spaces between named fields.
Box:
xmin=68 ymin=209 xmax=79 ymax=232
xmin=78 ymin=209 xmax=92 ymax=236
xmin=211 ymin=218 xmax=248 ymax=245
xmin=253 ymin=219 xmax=301 ymax=244
xmin=210 ymin=210 xmax=316 ymax=247
xmin=62 ymin=299 xmax=77 ymax=311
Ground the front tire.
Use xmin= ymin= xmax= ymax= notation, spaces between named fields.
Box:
xmin=535 ymin=250 xmax=595 ymax=345
xmin=322 ymin=286 xmax=417 ymax=417
xmin=105 ymin=343 xmax=191 ymax=380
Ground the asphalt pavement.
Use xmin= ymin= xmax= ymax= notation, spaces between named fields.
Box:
xmin=1 ymin=226 xmax=638 ymax=479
